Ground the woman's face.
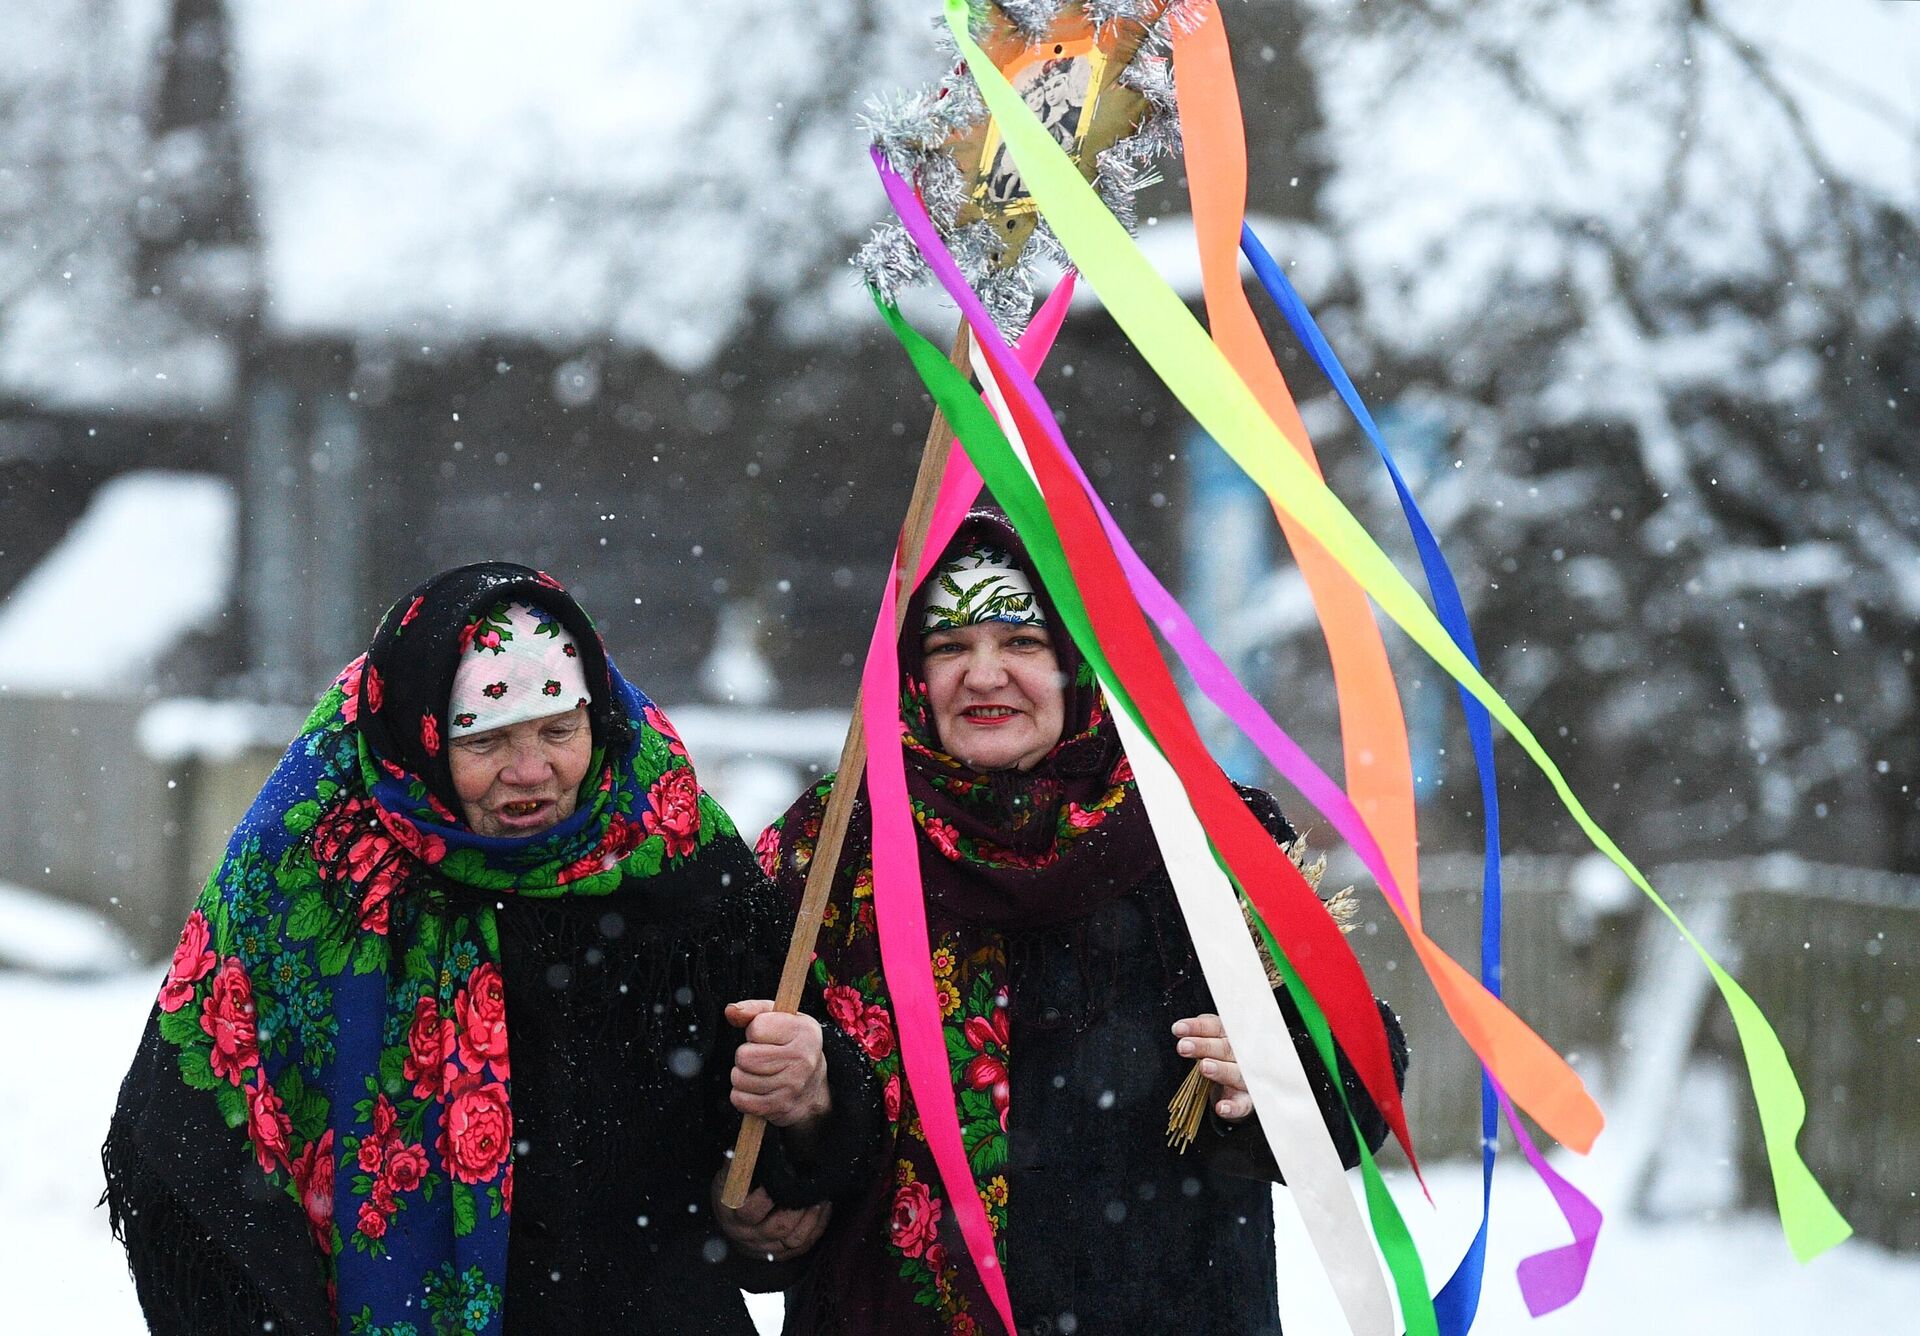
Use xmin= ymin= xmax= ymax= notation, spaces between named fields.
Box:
xmin=922 ymin=622 xmax=1066 ymax=772
xmin=448 ymin=706 xmax=593 ymax=837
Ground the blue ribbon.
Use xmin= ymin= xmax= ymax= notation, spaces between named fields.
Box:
xmin=1241 ymin=223 xmax=1503 ymax=1334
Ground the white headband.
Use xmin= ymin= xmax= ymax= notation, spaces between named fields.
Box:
xmin=448 ymin=601 xmax=592 ymax=735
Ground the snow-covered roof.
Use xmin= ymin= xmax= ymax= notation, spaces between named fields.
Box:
xmin=6 ymin=1 xmax=1914 ymax=397
xmin=0 ymin=470 xmax=236 ymax=694
xmin=0 ymin=880 xmax=137 ymax=975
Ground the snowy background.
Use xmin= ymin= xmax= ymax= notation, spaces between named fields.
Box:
xmin=4 ymin=0 xmax=1919 ymax=1331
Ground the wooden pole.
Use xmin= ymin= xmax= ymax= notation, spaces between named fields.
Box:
xmin=722 ymin=318 xmax=974 ymax=1209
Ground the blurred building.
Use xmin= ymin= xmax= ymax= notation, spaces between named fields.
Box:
xmin=2 ymin=0 xmax=1323 ymax=943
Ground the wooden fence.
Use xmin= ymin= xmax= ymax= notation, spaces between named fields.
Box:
xmin=0 ymin=694 xmax=186 ymax=960
xmin=1340 ymin=852 xmax=1919 ymax=1254
xmin=1711 ymin=861 xmax=1920 ymax=1252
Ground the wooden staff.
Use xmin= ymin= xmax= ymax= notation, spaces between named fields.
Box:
xmin=722 ymin=318 xmax=974 ymax=1209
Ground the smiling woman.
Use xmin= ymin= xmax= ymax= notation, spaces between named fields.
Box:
xmin=920 ymin=620 xmax=1066 ymax=773
xmin=755 ymin=510 xmax=1408 ymax=1335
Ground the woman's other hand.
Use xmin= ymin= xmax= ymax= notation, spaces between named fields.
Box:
xmin=1172 ymin=1013 xmax=1253 ymax=1121
xmin=725 ymin=1000 xmax=831 ymax=1127
xmin=711 ymin=1173 xmax=832 ymax=1261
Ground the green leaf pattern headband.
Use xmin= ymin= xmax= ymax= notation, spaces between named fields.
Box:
xmin=921 ymin=543 xmax=1046 ymax=633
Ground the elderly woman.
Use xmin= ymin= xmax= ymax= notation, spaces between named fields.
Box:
xmin=748 ymin=513 xmax=1407 ymax=1336
xmin=103 ymin=563 xmax=878 ymax=1336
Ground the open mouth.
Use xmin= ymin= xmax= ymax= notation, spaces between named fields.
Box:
xmin=962 ymin=706 xmax=1019 ymax=724
xmin=499 ymin=799 xmax=550 ymax=820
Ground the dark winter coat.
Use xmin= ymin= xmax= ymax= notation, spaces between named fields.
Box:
xmin=773 ymin=785 xmax=1408 ymax=1336
xmin=104 ymin=846 xmax=882 ymax=1336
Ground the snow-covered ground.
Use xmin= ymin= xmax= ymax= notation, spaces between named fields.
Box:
xmin=3 ymin=892 xmax=1913 ymax=1335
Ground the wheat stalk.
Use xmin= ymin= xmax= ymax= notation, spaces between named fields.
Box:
xmin=1167 ymin=831 xmax=1356 ymax=1151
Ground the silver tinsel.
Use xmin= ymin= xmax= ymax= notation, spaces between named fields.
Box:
xmin=856 ymin=1 xmax=1202 ymax=337
xmin=854 ymin=224 xmax=929 ymax=307
xmin=917 ymin=154 xmax=973 ymax=228
xmin=1083 ymin=0 xmax=1161 ymax=31
xmin=1025 ymin=220 xmax=1072 ymax=272
xmin=1162 ymin=0 xmax=1215 ymax=39
xmin=977 ymin=265 xmax=1037 ymax=339
xmin=1119 ymin=49 xmax=1177 ymax=116
xmin=999 ymin=0 xmax=1069 ymax=42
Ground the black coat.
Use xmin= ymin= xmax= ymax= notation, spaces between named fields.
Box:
xmin=783 ymin=788 xmax=1409 ymax=1336
xmin=103 ymin=837 xmax=881 ymax=1336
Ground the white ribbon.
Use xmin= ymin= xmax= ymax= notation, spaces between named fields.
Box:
xmin=976 ymin=356 xmax=1394 ymax=1336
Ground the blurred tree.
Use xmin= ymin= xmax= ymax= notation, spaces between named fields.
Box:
xmin=1227 ymin=0 xmax=1920 ymax=868
xmin=0 ymin=0 xmax=143 ymax=376
xmin=136 ymin=0 xmax=260 ymax=323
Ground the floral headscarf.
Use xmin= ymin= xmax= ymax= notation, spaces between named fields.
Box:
xmin=123 ymin=563 xmax=732 ymax=1335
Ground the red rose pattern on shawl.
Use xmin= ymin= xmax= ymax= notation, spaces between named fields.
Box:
xmin=311 ymin=795 xmax=409 ymax=936
xmin=854 ymin=1000 xmax=896 ymax=1061
xmin=148 ymin=669 xmax=725 ymax=1291
xmin=200 ymin=958 xmax=260 ymax=1085
xmin=922 ymin=817 xmax=962 ymax=859
xmin=383 ymin=1142 xmax=429 ymax=1194
xmin=336 ymin=654 xmax=368 ymax=723
xmin=403 ymin=996 xmax=457 ymax=1100
xmin=346 ymin=1092 xmax=444 ymax=1248
xmin=454 ymin=963 xmax=510 ymax=1081
xmin=889 ymin=1178 xmax=942 ymax=1258
xmin=643 ymin=702 xmax=688 ymax=758
xmin=754 ymin=824 xmax=782 ymax=878
xmin=379 ymin=809 xmax=447 ymax=866
xmin=292 ymin=1129 xmax=334 ymax=1248
xmin=246 ymin=1069 xmax=292 ymax=1172
xmin=159 ymin=909 xmax=215 ymax=1012
xmin=642 ymin=767 xmax=702 ymax=858
xmin=778 ymin=775 xmax=1036 ymax=1332
xmin=438 ymin=1073 xmax=512 ymax=1185
xmin=961 ymin=992 xmax=1012 ymax=1133
xmin=357 ymin=1200 xmax=388 ymax=1240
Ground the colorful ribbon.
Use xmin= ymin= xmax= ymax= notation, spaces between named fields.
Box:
xmin=881 ymin=138 xmax=1607 ymax=1331
xmin=879 ymin=158 xmax=1601 ymax=1163
xmin=1238 ymin=221 xmax=1605 ymax=1320
xmin=1170 ymin=3 xmax=1424 ymax=929
xmin=877 ymin=291 xmax=1399 ymax=1336
xmin=855 ymin=279 xmax=1084 ymax=1336
xmin=941 ymin=0 xmax=1848 ymax=1266
xmin=971 ymin=352 xmax=1415 ymax=1335
xmin=1172 ymin=12 xmax=1577 ymax=1313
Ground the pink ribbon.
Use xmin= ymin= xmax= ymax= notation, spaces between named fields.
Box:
xmin=859 ymin=281 xmax=1077 ymax=1336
